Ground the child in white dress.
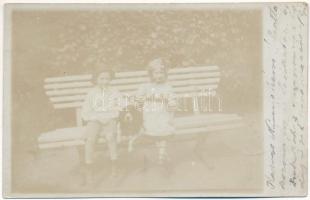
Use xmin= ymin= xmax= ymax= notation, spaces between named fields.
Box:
xmin=136 ymin=58 xmax=177 ymax=164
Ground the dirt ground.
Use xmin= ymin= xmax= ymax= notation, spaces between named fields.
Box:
xmin=11 ymin=115 xmax=263 ymax=196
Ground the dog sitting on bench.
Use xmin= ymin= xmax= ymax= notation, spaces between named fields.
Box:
xmin=119 ymin=105 xmax=143 ymax=152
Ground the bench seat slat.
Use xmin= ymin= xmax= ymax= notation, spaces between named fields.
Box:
xmin=38 ymin=114 xmax=240 ymax=143
xmin=39 ymin=140 xmax=85 ymax=149
xmin=38 ymin=122 xmax=244 ymax=149
xmin=38 ymin=121 xmax=244 ymax=149
xmin=38 ymin=120 xmax=244 ymax=150
xmin=38 ymin=113 xmax=244 ymax=149
xmin=38 ymin=127 xmax=86 ymax=143
xmin=176 ymin=122 xmax=245 ymax=135
xmin=176 ymin=119 xmax=243 ymax=130
xmin=174 ymin=113 xmax=242 ymax=128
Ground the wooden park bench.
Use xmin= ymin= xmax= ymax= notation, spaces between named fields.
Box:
xmin=38 ymin=66 xmax=245 ymax=160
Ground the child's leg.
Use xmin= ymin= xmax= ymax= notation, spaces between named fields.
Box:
xmin=84 ymin=121 xmax=102 ymax=165
xmin=103 ymin=120 xmax=119 ymax=178
xmin=83 ymin=121 xmax=101 ymax=185
xmin=103 ymin=119 xmax=118 ymax=161
xmin=156 ymin=139 xmax=170 ymax=164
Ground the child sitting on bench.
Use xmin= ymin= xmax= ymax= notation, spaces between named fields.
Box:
xmin=81 ymin=70 xmax=121 ymax=184
xmin=136 ymin=58 xmax=177 ymax=165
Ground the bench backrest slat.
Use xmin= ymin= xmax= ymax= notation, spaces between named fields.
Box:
xmin=113 ymin=65 xmax=218 ymax=78
xmin=44 ymin=81 xmax=92 ymax=90
xmin=46 ymin=87 xmax=92 ymax=96
xmin=45 ymin=74 xmax=92 ymax=83
xmin=111 ymin=71 xmax=220 ymax=86
xmin=54 ymin=102 xmax=84 ymax=109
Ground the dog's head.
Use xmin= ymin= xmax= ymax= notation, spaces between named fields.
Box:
xmin=120 ymin=105 xmax=139 ymax=122
xmin=123 ymin=111 xmax=133 ymax=123
xmin=119 ymin=105 xmax=143 ymax=135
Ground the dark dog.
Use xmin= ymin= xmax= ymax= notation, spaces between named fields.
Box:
xmin=119 ymin=105 xmax=143 ymax=152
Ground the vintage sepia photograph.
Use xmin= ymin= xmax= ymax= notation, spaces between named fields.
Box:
xmin=2 ymin=2 xmax=307 ymax=197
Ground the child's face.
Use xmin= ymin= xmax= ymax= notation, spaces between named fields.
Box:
xmin=97 ymin=72 xmax=112 ymax=88
xmin=152 ymin=68 xmax=167 ymax=83
xmin=151 ymin=62 xmax=167 ymax=83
